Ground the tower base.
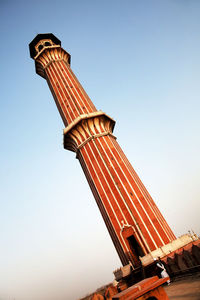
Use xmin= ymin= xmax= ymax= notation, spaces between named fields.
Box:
xmin=114 ymin=234 xmax=200 ymax=287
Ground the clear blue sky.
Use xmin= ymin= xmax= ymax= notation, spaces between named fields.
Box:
xmin=0 ymin=1 xmax=200 ymax=299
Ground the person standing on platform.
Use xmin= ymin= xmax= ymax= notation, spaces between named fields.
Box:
xmin=155 ymin=258 xmax=170 ymax=285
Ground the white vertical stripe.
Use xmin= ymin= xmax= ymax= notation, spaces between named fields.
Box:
xmin=111 ymin=138 xmax=173 ymax=241
xmin=56 ymin=61 xmax=86 ymax=115
xmin=100 ymin=136 xmax=165 ymax=246
xmin=91 ymin=138 xmax=155 ymax=250
xmin=50 ymin=62 xmax=80 ymax=118
xmin=60 ymin=61 xmax=95 ymax=112
xmin=80 ymin=145 xmax=129 ymax=252
xmin=45 ymin=66 xmax=73 ymax=124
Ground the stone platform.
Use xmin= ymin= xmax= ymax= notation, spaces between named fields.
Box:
xmin=164 ymin=275 xmax=200 ymax=300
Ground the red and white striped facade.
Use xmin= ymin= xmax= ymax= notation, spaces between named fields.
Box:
xmin=29 ymin=34 xmax=176 ymax=267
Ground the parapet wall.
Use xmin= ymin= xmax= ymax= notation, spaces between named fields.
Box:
xmin=141 ymin=234 xmax=198 ymax=266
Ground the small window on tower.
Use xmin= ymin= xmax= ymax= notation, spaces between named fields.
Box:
xmin=38 ymin=44 xmax=43 ymax=52
xmin=44 ymin=42 xmax=51 ymax=46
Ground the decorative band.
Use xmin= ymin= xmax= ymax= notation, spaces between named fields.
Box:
xmin=43 ymin=58 xmax=68 ymax=70
xmin=77 ymin=131 xmax=116 ymax=150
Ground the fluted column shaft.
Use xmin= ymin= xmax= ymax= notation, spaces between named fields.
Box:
xmin=35 ymin=46 xmax=96 ymax=126
xmin=32 ymin=40 xmax=176 ymax=266
xmin=63 ymin=113 xmax=176 ymax=265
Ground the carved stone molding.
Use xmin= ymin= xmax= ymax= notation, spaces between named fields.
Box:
xmin=35 ymin=47 xmax=71 ymax=78
xmin=63 ymin=111 xmax=116 ymax=152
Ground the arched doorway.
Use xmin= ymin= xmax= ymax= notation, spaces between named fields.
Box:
xmin=121 ymin=225 xmax=145 ymax=267
xmin=127 ymin=234 xmax=144 ymax=258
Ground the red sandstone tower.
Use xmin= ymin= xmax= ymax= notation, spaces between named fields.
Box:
xmin=29 ymin=34 xmax=176 ymax=268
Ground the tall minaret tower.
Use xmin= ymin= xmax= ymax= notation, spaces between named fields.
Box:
xmin=29 ymin=33 xmax=176 ymax=267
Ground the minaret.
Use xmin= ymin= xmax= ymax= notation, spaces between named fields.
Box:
xmin=29 ymin=33 xmax=176 ymax=267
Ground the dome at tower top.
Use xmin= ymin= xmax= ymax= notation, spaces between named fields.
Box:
xmin=29 ymin=33 xmax=61 ymax=59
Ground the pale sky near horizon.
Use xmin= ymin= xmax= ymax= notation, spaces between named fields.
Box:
xmin=0 ymin=0 xmax=200 ymax=299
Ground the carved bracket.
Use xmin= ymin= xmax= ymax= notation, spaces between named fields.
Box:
xmin=35 ymin=47 xmax=71 ymax=78
xmin=63 ymin=111 xmax=116 ymax=153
